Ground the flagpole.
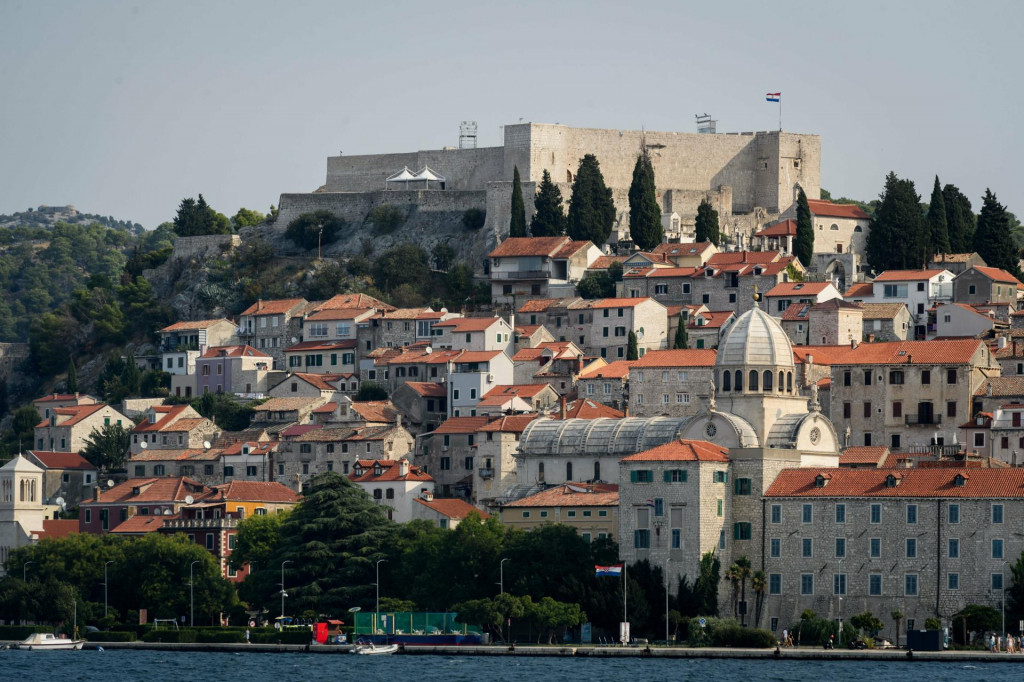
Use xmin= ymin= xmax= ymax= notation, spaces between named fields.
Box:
xmin=779 ymin=96 xmax=782 ymax=132
xmin=623 ymin=563 xmax=628 ymax=635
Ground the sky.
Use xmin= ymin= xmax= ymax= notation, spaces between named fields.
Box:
xmin=1 ymin=0 xmax=1022 ymax=228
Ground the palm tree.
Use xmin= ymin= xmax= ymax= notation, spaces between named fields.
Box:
xmin=751 ymin=570 xmax=767 ymax=627
xmin=725 ymin=563 xmax=741 ymax=618
xmin=735 ymin=556 xmax=752 ymax=626
xmin=891 ymin=609 xmax=904 ymax=649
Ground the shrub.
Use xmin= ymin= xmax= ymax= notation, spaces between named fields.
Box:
xmin=368 ymin=205 xmax=406 ymax=235
xmin=141 ymin=629 xmax=198 ymax=643
xmin=462 ymin=208 xmax=486 ymax=231
xmin=0 ymin=624 xmax=52 ymax=640
xmin=686 ymin=617 xmax=775 ymax=647
xmin=250 ymin=629 xmax=312 ymax=644
xmin=285 ymin=210 xmax=347 ymax=250
xmin=196 ymin=629 xmax=245 ymax=643
xmin=85 ymin=631 xmax=137 ymax=642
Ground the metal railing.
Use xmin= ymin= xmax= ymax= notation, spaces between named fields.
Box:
xmin=904 ymin=414 xmax=942 ymax=426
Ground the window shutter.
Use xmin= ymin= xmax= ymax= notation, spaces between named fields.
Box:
xmin=733 ymin=523 xmax=741 ymax=540
xmin=664 ymin=470 xmax=671 ymax=483
xmin=682 ymin=470 xmax=688 ymax=482
xmin=630 ymin=471 xmax=638 ymax=483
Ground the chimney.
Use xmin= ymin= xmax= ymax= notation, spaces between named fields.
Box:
xmin=850 ymin=339 xmax=859 ymax=349
xmin=623 ymin=403 xmax=630 ymax=418
xmin=396 ymin=413 xmax=402 ymax=428
xmin=93 ymin=486 xmax=101 ymax=502
xmin=1015 ymin=340 xmax=1019 ymax=356
xmin=999 ymin=336 xmax=1008 ymax=349
xmin=399 ymin=459 xmax=410 ymax=476
xmin=988 ymin=382 xmax=994 ymax=397
xmin=559 ymin=395 xmax=567 ymax=420
xmin=421 ymin=488 xmax=434 ymax=501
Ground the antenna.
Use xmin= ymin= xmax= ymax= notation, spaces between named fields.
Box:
xmin=458 ymin=121 xmax=477 ymax=149
xmin=185 ymin=495 xmax=194 ymax=505
xmin=695 ymin=113 xmax=717 ymax=134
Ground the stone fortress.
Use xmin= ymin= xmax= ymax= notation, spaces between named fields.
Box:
xmin=272 ymin=121 xmax=821 ymax=258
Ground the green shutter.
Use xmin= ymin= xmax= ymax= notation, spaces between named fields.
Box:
xmin=630 ymin=471 xmax=638 ymax=483
xmin=682 ymin=470 xmax=688 ymax=482
xmin=664 ymin=470 xmax=671 ymax=483
xmin=733 ymin=523 xmax=740 ymax=540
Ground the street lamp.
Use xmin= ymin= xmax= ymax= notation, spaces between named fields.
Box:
xmin=103 ymin=561 xmax=115 ymax=619
xmin=664 ymin=557 xmax=670 ymax=643
xmin=375 ymin=559 xmax=388 ymax=615
xmin=499 ymin=558 xmax=510 ymax=595
xmin=280 ymin=560 xmax=293 ymax=621
xmin=22 ymin=561 xmax=34 ymax=582
xmin=189 ymin=560 xmax=200 ymax=627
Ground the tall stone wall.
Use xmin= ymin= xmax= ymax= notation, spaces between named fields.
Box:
xmin=326 ymin=146 xmax=506 ymax=192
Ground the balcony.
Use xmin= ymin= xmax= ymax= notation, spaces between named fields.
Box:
xmin=905 ymin=414 xmax=942 ymax=426
xmin=163 ymin=517 xmax=240 ymax=530
xmin=478 ymin=468 xmax=494 ymax=480
xmin=490 ymin=270 xmax=552 ymax=280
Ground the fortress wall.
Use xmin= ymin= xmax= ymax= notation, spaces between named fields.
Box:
xmin=170 ymin=235 xmax=241 ymax=261
xmin=276 ymin=190 xmax=487 ymax=231
xmin=326 ymin=146 xmax=505 ymax=192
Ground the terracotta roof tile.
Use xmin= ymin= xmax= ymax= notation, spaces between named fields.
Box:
xmin=213 ymin=481 xmax=299 ymax=503
xmin=349 ymin=401 xmax=398 ymax=423
xmin=706 ymin=251 xmax=781 ymax=266
xmin=200 ymin=345 xmax=270 ymax=358
xmin=806 ymin=199 xmax=870 ymax=220
xmin=755 ymin=219 xmax=797 ymax=237
xmin=858 ymin=303 xmax=908 ymax=319
xmin=873 ymin=269 xmax=944 ymax=282
xmin=579 ymin=361 xmax=635 ymax=379
xmin=478 ymin=415 xmax=540 ymax=432
xmin=844 ymin=283 xmax=874 ymax=298
xmin=589 ymin=255 xmax=629 ymax=269
xmin=433 ymin=417 xmax=492 ymax=434
xmin=630 ymin=349 xmax=716 ymax=367
xmin=975 ymin=377 xmax=1024 ymax=397
xmin=765 ymin=282 xmax=834 ymax=297
xmin=348 ymin=459 xmax=432 ymax=483
xmin=839 ymin=446 xmax=890 ymax=466
xmin=34 ymin=403 xmax=108 ymax=429
xmin=483 ymin=384 xmax=551 ymax=399
xmin=516 ymin=298 xmax=560 ymax=313
xmin=653 ymin=242 xmax=714 ymax=256
xmin=27 ymin=451 xmax=94 ymax=470
xmin=620 ymin=439 xmax=729 ymax=462
xmin=688 ymin=311 xmax=734 ymax=329
xmin=240 ymin=298 xmax=307 ymax=316
xmin=33 ymin=394 xmax=98 ymax=404
xmin=552 ymin=400 xmax=625 ymax=420
xmin=305 ymin=308 xmax=372 ymax=321
xmin=489 ymin=237 xmax=575 ymax=258
xmin=315 ymin=293 xmax=394 ymax=312
xmin=969 ymin=266 xmax=1022 ymax=285
xmin=590 ymin=297 xmax=654 ymax=309
xmin=403 ymin=382 xmax=448 ymax=398
xmin=90 ymin=477 xmax=213 ymax=504
xmin=552 ymin=240 xmax=593 ymax=258
xmin=159 ymin=318 xmax=234 ymax=333
xmin=37 ymin=519 xmax=80 ymax=540
xmin=414 ymin=497 xmax=489 ymax=519
xmin=503 ymin=483 xmax=619 ymax=508
xmin=110 ymin=515 xmax=168 ymax=534
xmin=830 ymin=339 xmax=984 ymax=365
xmin=284 ymin=339 xmax=357 ymax=352
xmin=781 ymin=303 xmax=811 ymax=321
xmin=435 ymin=317 xmax=505 ymax=332
xmin=767 ymin=467 xmax=1024 ymax=498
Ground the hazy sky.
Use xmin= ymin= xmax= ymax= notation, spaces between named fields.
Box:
xmin=1 ymin=0 xmax=1021 ymax=227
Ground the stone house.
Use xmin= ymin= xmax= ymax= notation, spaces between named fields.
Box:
xmin=130 ymin=404 xmax=220 ymax=456
xmin=618 ymin=266 xmax=698 ymax=307
xmin=488 ymin=237 xmax=602 ymax=305
xmin=626 ymin=349 xmax=717 ymax=418
xmin=250 ymin=396 xmax=329 ymax=429
xmin=269 ymin=372 xmax=344 ymax=399
xmin=284 ymin=339 xmax=357 ymax=375
xmin=808 ymin=299 xmax=863 ymax=346
xmin=957 ymin=406 xmax=1024 ymax=465
xmin=857 ymin=269 xmax=954 ymax=339
xmin=973 ymin=377 xmax=1024 ymax=415
xmin=673 ymin=308 xmax=735 ymax=350
xmin=385 ymin=347 xmax=462 ymax=392
xmin=127 ymin=448 xmax=225 ymax=485
xmin=827 ymin=338 xmax=999 ymax=451
xmin=359 ymin=307 xmax=460 ymax=352
xmin=473 ymin=414 xmax=538 ymax=509
xmin=476 ymin=384 xmax=559 ymax=416
xmin=349 ymin=458 xmax=434 ymax=522
xmin=79 ymin=476 xmax=213 ymax=533
xmin=302 ymin=307 xmax=375 ymax=345
xmin=764 ymin=282 xmax=843 ymax=318
xmin=859 ymin=303 xmax=911 ymax=342
xmin=931 ymin=252 xmax=987 ymax=276
xmin=391 ymin=382 xmax=448 ymax=434
xmin=32 ymin=393 xmax=98 ymax=420
xmin=577 ymin=361 xmax=635 ymax=411
xmin=221 ymin=441 xmax=277 ymax=483
xmin=22 ymin=450 xmax=97 ymax=508
xmin=514 ymin=324 xmax=555 ymax=353
xmin=418 ymin=416 xmax=492 ymax=499
xmin=806 ymin=199 xmax=870 ymax=257
xmin=991 ymin=337 xmax=1024 ymax=378
xmin=237 ymin=298 xmax=312 ymax=366
xmin=688 ymin=252 xmax=802 ymax=315
xmin=34 ymin=403 xmax=132 ymax=454
xmin=412 ymin=494 xmax=488 ymax=529
xmin=275 ymin=422 xmax=413 ymax=491
xmin=952 ymin=266 xmax=1021 ymax=312
xmin=586 ymin=297 xmax=668 ymax=360
xmin=196 ymin=345 xmax=275 ymax=395
xmin=449 ymin=350 xmax=515 ymax=417
xmin=650 ymin=241 xmax=718 ymax=267
xmin=933 ymin=303 xmax=1000 ymax=339
xmin=780 ymin=302 xmax=812 ymax=346
xmin=158 ymin=319 xmax=238 ymax=397
xmin=434 ymin=316 xmax=514 ymax=355
xmin=510 ymin=341 xmax=596 ymax=394
xmin=500 ymin=483 xmax=619 ymax=543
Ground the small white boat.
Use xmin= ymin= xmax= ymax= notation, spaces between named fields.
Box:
xmin=18 ymin=633 xmax=85 ymax=650
xmin=352 ymin=642 xmax=399 ymax=655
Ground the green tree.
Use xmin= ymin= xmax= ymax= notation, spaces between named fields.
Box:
xmin=172 ymin=194 xmax=232 ymax=236
xmin=285 ymin=210 xmax=347 ymax=251
xmin=890 ymin=609 xmax=904 ymax=648
xmin=695 ymin=551 xmax=720 ymax=616
xmin=974 ymin=189 xmax=1023 ymax=279
xmin=462 ymin=208 xmax=486 ymax=231
xmin=794 ymin=188 xmax=814 ymax=267
xmin=866 ymin=172 xmax=927 ymax=271
xmin=526 ymin=595 xmax=586 ymax=644
xmin=431 ymin=242 xmax=456 ymax=272
xmin=626 ymin=331 xmax=639 ymax=361
xmin=372 ymin=244 xmax=430 ymax=294
xmin=10 ymin=405 xmax=40 ymax=451
xmin=231 ymin=207 xmax=266 ymax=229
xmin=509 ymin=166 xmax=527 ymax=237
xmin=567 ymin=155 xmax=615 ymax=245
xmin=944 ymin=184 xmax=976 ymax=253
xmin=444 ymin=263 xmax=477 ymax=308
xmin=850 ymin=611 xmax=884 ymax=636
xmin=66 ymin=357 xmax=78 ymax=393
xmin=695 ymin=198 xmax=720 ymax=246
xmin=531 ymin=170 xmax=567 ymax=237
xmin=951 ymin=604 xmax=1000 ymax=645
xmin=751 ymin=570 xmax=767 ymax=627
xmin=0 ymin=379 xmax=8 ymax=418
xmin=304 ymin=261 xmax=347 ymax=301
xmin=628 ymin=149 xmax=662 ymax=250
xmin=28 ymin=312 xmax=79 ymax=376
xmin=367 ymin=205 xmax=406 ymax=234
xmin=231 ymin=510 xmax=289 ymax=571
xmin=673 ymin=313 xmax=688 ymax=349
xmin=355 ymin=382 xmax=388 ymax=401
xmin=927 ymin=176 xmax=950 ymax=258
xmin=576 ymin=271 xmax=615 ymax=299
xmin=1006 ymin=549 xmax=1024 ymax=632
xmin=81 ymin=423 xmax=131 ymax=472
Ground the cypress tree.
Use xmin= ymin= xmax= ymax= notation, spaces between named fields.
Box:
xmin=628 ymin=149 xmax=663 ymax=250
xmin=794 ymin=188 xmax=814 ymax=267
xmin=974 ymin=189 xmax=1022 ymax=279
xmin=531 ymin=170 xmax=567 ymax=237
xmin=567 ymin=154 xmax=616 ymax=245
xmin=943 ymin=184 xmax=976 ymax=254
xmin=627 ymin=331 xmax=639 ymax=360
xmin=509 ymin=165 xmax=527 ymax=237
xmin=67 ymin=356 xmax=78 ymax=394
xmin=694 ymin=198 xmax=720 ymax=246
xmin=673 ymin=313 xmax=688 ymax=350
xmin=927 ymin=176 xmax=950 ymax=259
xmin=865 ymin=172 xmax=926 ymax=272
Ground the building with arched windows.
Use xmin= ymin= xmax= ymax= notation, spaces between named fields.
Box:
xmin=0 ymin=455 xmax=48 ymax=575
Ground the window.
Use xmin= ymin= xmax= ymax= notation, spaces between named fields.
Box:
xmin=833 ymin=573 xmax=847 ymax=595
xmin=665 ymin=469 xmax=688 ymax=483
xmin=975 ymin=432 xmax=985 ymax=447
xmin=905 ymin=574 xmax=919 ymax=596
xmin=870 ymin=537 xmax=881 ymax=558
xmin=770 ymin=504 xmax=781 ymax=524
xmin=713 ymin=471 xmax=729 ymax=483
xmin=948 ymin=504 xmax=960 ymax=524
xmin=440 ymin=457 xmax=451 ymax=471
xmin=733 ymin=522 xmax=752 ymax=540
xmin=630 ymin=470 xmax=654 ymax=483
xmin=993 ymin=504 xmax=1004 ymax=524
xmin=769 ymin=574 xmax=782 ymax=595
xmin=843 ymin=371 xmax=851 ymax=387
xmin=893 ymin=402 xmax=902 ymax=418
xmin=835 ymin=538 xmax=846 ymax=558
xmin=920 ymin=369 xmax=931 ymax=385
xmin=869 ymin=573 xmax=883 ymax=596
xmin=906 ymin=538 xmax=917 ymax=558
xmin=863 ymin=401 xmax=872 ymax=418
xmin=947 ymin=369 xmax=957 ymax=385
xmin=948 ymin=538 xmax=959 ymax=558
xmin=522 ymin=511 xmax=530 ymax=518
xmin=716 ymin=499 xmax=723 ymax=517
xmin=770 ymin=538 xmax=781 ymax=558
xmin=653 ymin=498 xmax=664 ymax=517
xmin=843 ymin=402 xmax=851 ymax=418
xmin=992 ymin=573 xmax=1004 ymax=590
xmin=802 ymin=538 xmax=813 ymax=557
xmin=734 ymin=478 xmax=752 ymax=495
xmin=835 ymin=504 xmax=846 ymax=523
xmin=154 ymin=465 xmax=165 ymax=476
xmin=889 ymin=370 xmax=904 ymax=385
xmin=224 ymin=465 xmax=235 ymax=477
xmin=634 ymin=529 xmax=651 ymax=548
xmin=134 ymin=465 xmax=145 ymax=476
xmin=802 ymin=504 xmax=812 ymax=524
xmin=870 ymin=503 xmax=881 ymax=524
xmin=801 ymin=574 xmax=814 ymax=595
xmin=993 ymin=538 xmax=1004 ymax=559
xmin=206 ymin=534 xmax=215 ymax=550
xmin=906 ymin=504 xmax=917 ymax=524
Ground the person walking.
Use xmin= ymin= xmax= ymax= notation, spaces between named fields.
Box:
xmin=245 ymin=628 xmax=250 ymax=644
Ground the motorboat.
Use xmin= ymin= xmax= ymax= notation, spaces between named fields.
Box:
xmin=18 ymin=633 xmax=85 ymax=650
xmin=352 ymin=641 xmax=399 ymax=655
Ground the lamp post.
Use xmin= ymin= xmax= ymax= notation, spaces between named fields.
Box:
xmin=499 ymin=558 xmax=510 ymax=595
xmin=280 ymin=559 xmax=293 ymax=621
xmin=664 ymin=557 xmax=670 ymax=643
xmin=375 ymin=559 xmax=388 ymax=615
xmin=189 ymin=560 xmax=200 ymax=627
xmin=22 ymin=561 xmax=33 ymax=582
xmin=104 ymin=561 xmax=114 ymax=619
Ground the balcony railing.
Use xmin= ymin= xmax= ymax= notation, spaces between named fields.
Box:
xmin=163 ymin=517 xmax=240 ymax=530
xmin=490 ymin=270 xmax=552 ymax=280
xmin=905 ymin=414 xmax=942 ymax=426
xmin=478 ymin=468 xmax=494 ymax=479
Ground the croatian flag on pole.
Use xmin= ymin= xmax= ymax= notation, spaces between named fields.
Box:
xmin=595 ymin=564 xmax=624 ymax=577
xmin=766 ymin=93 xmax=781 ymax=102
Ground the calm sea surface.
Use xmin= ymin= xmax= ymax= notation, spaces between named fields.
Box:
xmin=1 ymin=649 xmax=1021 ymax=681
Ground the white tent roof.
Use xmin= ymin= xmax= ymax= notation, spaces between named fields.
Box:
xmin=385 ymin=167 xmax=416 ymax=182
xmin=410 ymin=166 xmax=445 ymax=182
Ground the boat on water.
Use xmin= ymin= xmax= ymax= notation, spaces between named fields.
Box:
xmin=352 ymin=641 xmax=399 ymax=655
xmin=18 ymin=633 xmax=85 ymax=651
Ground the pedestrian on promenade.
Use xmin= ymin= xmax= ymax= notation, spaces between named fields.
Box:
xmin=245 ymin=628 xmax=250 ymax=644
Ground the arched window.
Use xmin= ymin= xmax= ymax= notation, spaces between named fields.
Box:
xmin=854 ymin=225 xmax=863 ymax=232
xmin=566 ymin=462 xmax=573 ymax=482
xmin=763 ymin=370 xmax=773 ymax=392
xmin=787 ymin=372 xmax=793 ymax=393
xmin=723 ymin=371 xmax=732 ymax=392
xmin=31 ymin=480 xmax=37 ymax=502
xmin=779 ymin=371 xmax=785 ymax=393
xmin=830 ymin=223 xmax=839 ymax=231
xmin=19 ymin=479 xmax=26 ymax=502
xmin=538 ymin=461 xmax=545 ymax=482
xmin=749 ymin=370 xmax=758 ymax=391
xmin=594 ymin=461 xmax=600 ymax=481
xmin=735 ymin=370 xmax=743 ymax=392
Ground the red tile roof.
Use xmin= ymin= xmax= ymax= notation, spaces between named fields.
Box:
xmin=200 ymin=345 xmax=270 ymax=358
xmin=289 ymin=372 xmax=343 ymax=391
xmin=110 ymin=515 xmax=168 ymax=534
xmin=315 ymin=293 xmax=394 ymax=312
xmin=755 ymin=219 xmax=797 ymax=237
xmin=621 ymin=439 xmax=729 ymax=462
xmin=970 ymin=266 xmax=1022 ymax=285
xmin=503 ymin=483 xmax=619 ymax=508
xmin=212 ymin=481 xmax=300 ymax=503
xmin=806 ymin=199 xmax=870 ymax=220
xmin=403 ymin=382 xmax=448 ymax=398
xmin=579 ymin=361 xmax=635 ymax=379
xmin=830 ymin=338 xmax=984 ymax=365
xmin=34 ymin=394 xmax=97 ymax=404
xmin=28 ymin=451 xmax=94 ymax=470
xmin=706 ymin=251 xmax=781 ymax=266
xmin=159 ymin=318 xmax=234 ymax=332
xmin=767 ymin=467 xmax=1024 ymax=498
xmin=859 ymin=303 xmax=908 ymax=319
xmin=489 ymin=237 xmax=574 ymax=258
xmin=435 ymin=317 xmax=505 ymax=332
xmin=348 ymin=459 xmax=432 ymax=483
xmin=483 ymin=384 xmax=551 ymax=399
xmin=590 ymin=298 xmax=653 ymax=309
xmin=553 ymin=399 xmax=625 ymax=420
xmin=240 ymin=298 xmax=307 ymax=316
xmin=589 ymin=255 xmax=629 ymax=270
xmin=688 ymin=311 xmax=734 ymax=329
xmin=284 ymin=339 xmax=357 ymax=352
xmin=765 ymin=282 xmax=834 ymax=297
xmin=36 ymin=519 xmax=79 ymax=540
xmin=478 ymin=415 xmax=540 ymax=433
xmin=433 ymin=417 xmax=492 ymax=434
xmin=91 ymin=477 xmax=213 ymax=504
xmin=349 ymin=401 xmax=399 ymax=423
xmin=873 ymin=269 xmax=943 ymax=282
xmin=781 ymin=302 xmax=811 ymax=321
xmin=839 ymin=446 xmax=890 ymax=466
xmin=452 ymin=350 xmax=506 ymax=364
xmin=974 ymin=377 xmax=1024 ymax=397
xmin=630 ymin=349 xmax=717 ymax=368
xmin=35 ymin=403 xmax=112 ymax=430
xmin=844 ymin=283 xmax=874 ymax=298
xmin=552 ymin=240 xmax=594 ymax=258
xmin=516 ymin=298 xmax=560 ymax=313
xmin=414 ymin=497 xmax=489 ymax=519
xmin=132 ymin=405 xmax=193 ymax=433
xmin=653 ymin=242 xmax=714 ymax=256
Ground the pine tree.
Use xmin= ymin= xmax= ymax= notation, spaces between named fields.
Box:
xmin=509 ymin=165 xmax=527 ymax=238
xmin=944 ymin=184 xmax=976 ymax=254
xmin=627 ymin=331 xmax=639 ymax=360
xmin=67 ymin=356 xmax=78 ymax=394
xmin=794 ymin=188 xmax=814 ymax=267
xmin=531 ymin=170 xmax=567 ymax=237
xmin=927 ymin=176 xmax=950 ymax=259
xmin=567 ymin=154 xmax=616 ymax=245
xmin=865 ymin=172 xmax=926 ymax=272
xmin=974 ymin=189 xmax=1022 ymax=279
xmin=628 ymin=149 xmax=663 ymax=250
xmin=673 ymin=313 xmax=688 ymax=349
xmin=694 ymin=198 xmax=720 ymax=246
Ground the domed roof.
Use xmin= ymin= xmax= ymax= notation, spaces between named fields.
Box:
xmin=716 ymin=305 xmax=794 ymax=368
xmin=519 ymin=417 xmax=691 ymax=456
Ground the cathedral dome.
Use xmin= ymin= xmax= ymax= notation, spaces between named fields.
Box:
xmin=716 ymin=305 xmax=795 ymax=369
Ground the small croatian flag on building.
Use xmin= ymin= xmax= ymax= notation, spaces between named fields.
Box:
xmin=766 ymin=92 xmax=781 ymax=102
xmin=595 ymin=564 xmax=624 ymax=577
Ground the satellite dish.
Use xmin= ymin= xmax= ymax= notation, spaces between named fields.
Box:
xmin=348 ymin=607 xmax=362 ymax=613
xmin=185 ymin=495 xmax=195 ymax=505
xmin=203 ymin=441 xmax=212 ymax=450
xmin=291 ymin=336 xmax=298 ymax=344
xmin=163 ymin=508 xmax=172 ymax=515
xmin=55 ymin=496 xmax=65 ymax=509
xmin=139 ymin=441 xmax=148 ymax=449
xmin=107 ymin=480 xmax=115 ymax=488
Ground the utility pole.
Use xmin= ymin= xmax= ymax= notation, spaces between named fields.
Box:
xmin=190 ymin=560 xmax=200 ymax=627
xmin=375 ymin=559 xmax=388 ymax=615
xmin=281 ymin=559 xmax=293 ymax=621
xmin=499 ymin=558 xmax=510 ymax=595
